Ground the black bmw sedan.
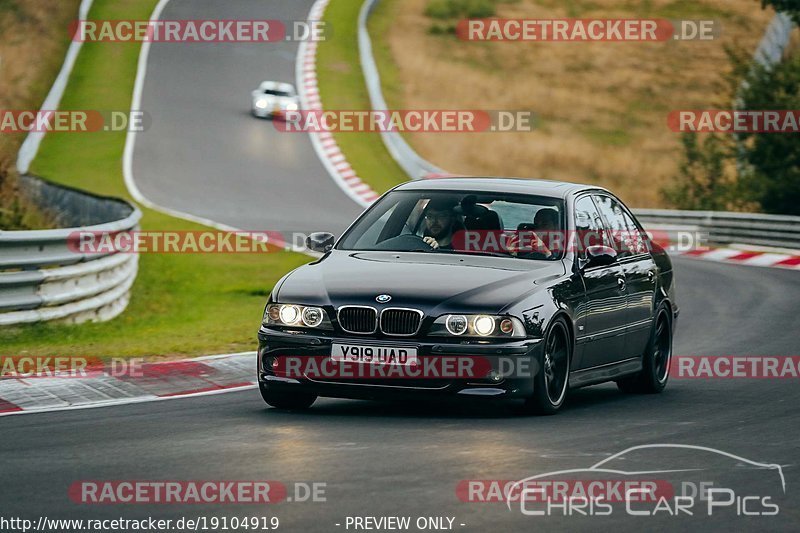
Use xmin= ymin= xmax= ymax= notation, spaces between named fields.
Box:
xmin=257 ymin=178 xmax=677 ymax=414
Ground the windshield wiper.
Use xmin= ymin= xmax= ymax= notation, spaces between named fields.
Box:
xmin=434 ymin=249 xmax=512 ymax=258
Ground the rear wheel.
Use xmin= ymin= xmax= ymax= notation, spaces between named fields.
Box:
xmin=617 ymin=305 xmax=672 ymax=394
xmin=259 ymin=382 xmax=317 ymax=410
xmin=524 ymin=318 xmax=571 ymax=415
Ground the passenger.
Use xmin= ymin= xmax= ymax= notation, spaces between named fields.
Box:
xmin=532 ymin=208 xmax=560 ymax=255
xmin=533 ymin=208 xmax=559 ymax=232
xmin=508 ymin=208 xmax=561 ymax=258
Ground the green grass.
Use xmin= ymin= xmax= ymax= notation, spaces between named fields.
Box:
xmin=2 ymin=0 xmax=310 ymax=358
xmin=316 ymin=0 xmax=408 ymax=193
xmin=367 ymin=0 xmax=404 ymax=110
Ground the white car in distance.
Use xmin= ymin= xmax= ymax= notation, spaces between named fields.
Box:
xmin=251 ymin=81 xmax=299 ymax=120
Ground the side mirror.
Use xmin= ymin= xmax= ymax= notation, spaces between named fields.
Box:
xmin=584 ymin=245 xmax=617 ymax=269
xmin=306 ymin=232 xmax=335 ymax=253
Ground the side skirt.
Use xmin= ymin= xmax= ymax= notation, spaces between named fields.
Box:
xmin=569 ymin=357 xmax=642 ymax=388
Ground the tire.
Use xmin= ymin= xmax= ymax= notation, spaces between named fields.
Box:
xmin=617 ymin=305 xmax=672 ymax=394
xmin=259 ymin=382 xmax=317 ymax=410
xmin=524 ymin=317 xmax=571 ymax=415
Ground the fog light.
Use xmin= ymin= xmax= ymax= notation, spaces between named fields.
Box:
xmin=446 ymin=314 xmax=468 ymax=335
xmin=279 ymin=305 xmax=300 ymax=325
xmin=474 ymin=315 xmax=496 ymax=336
xmin=487 ymin=370 xmax=503 ymax=382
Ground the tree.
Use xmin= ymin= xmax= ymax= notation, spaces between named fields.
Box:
xmin=762 ymin=1 xmax=800 ymax=24
xmin=737 ymin=54 xmax=800 ymax=215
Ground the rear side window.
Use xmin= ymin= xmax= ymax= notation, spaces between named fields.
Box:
xmin=592 ymin=195 xmax=648 ymax=257
xmin=574 ymin=196 xmax=608 ymax=258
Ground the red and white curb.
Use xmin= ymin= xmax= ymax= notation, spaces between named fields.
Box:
xmin=297 ymin=0 xmax=380 ymax=209
xmin=673 ymin=246 xmax=800 ymax=270
xmin=0 ymin=352 xmax=257 ymax=417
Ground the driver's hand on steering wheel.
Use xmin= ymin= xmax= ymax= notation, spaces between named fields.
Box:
xmin=423 ymin=236 xmax=440 ymax=249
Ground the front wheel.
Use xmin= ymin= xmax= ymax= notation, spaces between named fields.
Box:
xmin=524 ymin=317 xmax=571 ymax=415
xmin=259 ymin=382 xmax=317 ymax=410
xmin=617 ymin=305 xmax=672 ymax=394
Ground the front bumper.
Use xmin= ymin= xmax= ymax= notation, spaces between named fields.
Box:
xmin=251 ymin=106 xmax=297 ymax=120
xmin=257 ymin=327 xmax=543 ymax=401
xmin=252 ymin=106 xmax=279 ymax=119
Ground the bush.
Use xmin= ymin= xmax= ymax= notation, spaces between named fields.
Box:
xmin=0 ymin=159 xmax=55 ymax=230
xmin=663 ymin=133 xmax=743 ymax=211
xmin=0 ymin=162 xmax=27 ymax=229
xmin=427 ymin=23 xmax=457 ymax=35
xmin=424 ymin=0 xmax=497 ymax=20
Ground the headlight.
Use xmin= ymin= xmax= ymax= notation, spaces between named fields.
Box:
xmin=430 ymin=315 xmax=525 ymax=338
xmin=285 ymin=102 xmax=298 ymax=111
xmin=255 ymin=98 xmax=269 ymax=109
xmin=473 ymin=315 xmax=496 ymax=336
xmin=264 ymin=304 xmax=332 ymax=330
xmin=445 ymin=314 xmax=468 ymax=335
xmin=302 ymin=306 xmax=324 ymax=327
xmin=279 ymin=305 xmax=300 ymax=325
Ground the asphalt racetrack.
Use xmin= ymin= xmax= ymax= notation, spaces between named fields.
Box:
xmin=2 ymin=0 xmax=798 ymax=531
xmin=132 ymin=0 xmax=361 ymax=233
xmin=2 ymin=258 xmax=799 ymax=532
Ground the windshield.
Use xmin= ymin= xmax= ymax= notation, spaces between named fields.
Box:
xmin=263 ymin=89 xmax=292 ymax=97
xmin=337 ymin=190 xmax=566 ymax=260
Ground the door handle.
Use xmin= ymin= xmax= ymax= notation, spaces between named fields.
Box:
xmin=617 ymin=277 xmax=626 ymax=290
xmin=647 ymin=270 xmax=655 ymax=283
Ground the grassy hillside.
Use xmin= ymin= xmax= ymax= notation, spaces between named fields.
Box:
xmin=371 ymin=0 xmax=778 ymax=207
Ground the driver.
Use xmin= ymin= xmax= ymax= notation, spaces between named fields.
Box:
xmin=422 ymin=198 xmax=460 ymax=250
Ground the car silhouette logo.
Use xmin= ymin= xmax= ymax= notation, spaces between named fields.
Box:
xmin=375 ymin=294 xmax=392 ymax=303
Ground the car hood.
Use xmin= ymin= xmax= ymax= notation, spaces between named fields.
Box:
xmin=275 ymin=251 xmax=565 ymax=315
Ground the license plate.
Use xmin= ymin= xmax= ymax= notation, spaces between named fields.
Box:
xmin=331 ymin=343 xmax=418 ymax=366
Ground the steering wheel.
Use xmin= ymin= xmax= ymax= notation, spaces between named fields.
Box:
xmin=373 ymin=234 xmax=436 ymax=251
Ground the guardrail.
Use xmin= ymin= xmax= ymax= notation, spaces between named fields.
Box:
xmin=753 ymin=12 xmax=794 ymax=68
xmin=634 ymin=209 xmax=800 ymax=250
xmin=0 ymin=175 xmax=141 ymax=326
xmin=358 ymin=0 xmax=444 ymax=180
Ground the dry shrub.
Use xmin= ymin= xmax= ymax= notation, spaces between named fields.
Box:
xmin=0 ymin=0 xmax=80 ymax=228
xmin=384 ymin=0 xmax=777 ymax=206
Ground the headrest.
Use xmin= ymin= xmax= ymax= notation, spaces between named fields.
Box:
xmin=454 ymin=195 xmax=488 ymax=217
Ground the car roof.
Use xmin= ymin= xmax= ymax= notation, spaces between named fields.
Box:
xmin=393 ymin=177 xmax=609 ymax=200
xmin=259 ymin=81 xmax=295 ymax=92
